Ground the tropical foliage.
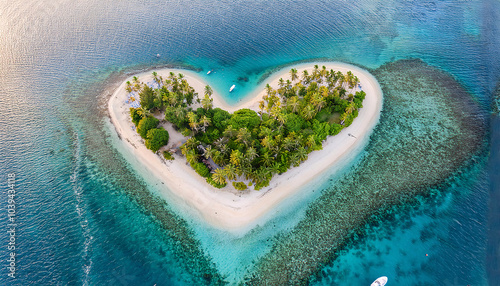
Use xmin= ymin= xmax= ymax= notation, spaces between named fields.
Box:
xmin=232 ymin=181 xmax=248 ymax=191
xmin=137 ymin=116 xmax=159 ymax=139
xmin=130 ymin=108 xmax=143 ymax=126
xmin=145 ymin=128 xmax=169 ymax=152
xmin=128 ymin=69 xmax=365 ymax=190
xmin=163 ymin=151 xmax=175 ymax=161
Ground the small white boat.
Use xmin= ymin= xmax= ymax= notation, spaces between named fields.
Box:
xmin=229 ymin=84 xmax=236 ymax=92
xmin=207 ymin=70 xmax=212 ymax=75
xmin=156 ymin=53 xmax=160 ymax=58
xmin=371 ymin=276 xmax=388 ymax=286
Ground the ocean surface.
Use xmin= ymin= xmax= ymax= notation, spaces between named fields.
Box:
xmin=0 ymin=0 xmax=499 ymax=285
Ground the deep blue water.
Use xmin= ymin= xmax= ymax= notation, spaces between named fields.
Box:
xmin=0 ymin=0 xmax=499 ymax=285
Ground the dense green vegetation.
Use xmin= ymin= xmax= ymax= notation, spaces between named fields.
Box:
xmin=136 ymin=116 xmax=159 ymax=139
xmin=162 ymin=151 xmax=175 ymax=161
xmin=145 ymin=128 xmax=169 ymax=152
xmin=128 ymin=66 xmax=365 ymax=190
xmin=232 ymin=181 xmax=248 ymax=191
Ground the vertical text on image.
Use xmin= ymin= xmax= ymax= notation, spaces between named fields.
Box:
xmin=6 ymin=173 xmax=16 ymax=279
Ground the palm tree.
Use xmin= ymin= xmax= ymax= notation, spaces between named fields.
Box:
xmin=246 ymin=147 xmax=258 ymax=161
xmin=187 ymin=111 xmax=198 ymax=122
xmin=276 ymin=112 xmax=286 ymax=125
xmin=237 ymin=165 xmax=246 ymax=177
xmin=152 ymin=72 xmax=159 ymax=84
xmin=179 ymin=79 xmax=189 ymax=95
xmin=297 ymin=147 xmax=308 ymax=163
xmin=174 ymin=106 xmax=186 ymax=119
xmin=223 ymin=125 xmax=237 ymax=138
xmin=270 ymin=105 xmax=281 ymax=119
xmin=236 ymin=128 xmax=251 ymax=146
xmin=224 ymin=164 xmax=237 ymax=181
xmin=136 ymin=106 xmax=150 ymax=118
xmin=302 ymin=70 xmax=310 ymax=84
xmin=290 ymin=68 xmax=298 ymax=82
xmin=258 ymin=100 xmax=265 ymax=114
xmin=278 ymin=78 xmax=285 ymax=89
xmin=261 ymin=136 xmax=272 ymax=150
xmin=283 ymin=136 xmax=294 ymax=151
xmin=336 ymin=71 xmax=345 ymax=89
xmin=259 ymin=127 xmax=273 ymax=138
xmin=313 ymin=65 xmax=319 ymax=78
xmin=305 ymin=134 xmax=316 ymax=148
xmin=321 ymin=66 xmax=327 ymax=78
xmin=134 ymin=82 xmax=142 ymax=91
xmin=240 ymin=163 xmax=253 ymax=180
xmin=212 ymin=168 xmax=227 ymax=185
xmin=302 ymin=105 xmax=316 ymax=120
xmin=290 ymin=152 xmax=300 ymax=167
xmin=187 ymin=112 xmax=199 ymax=131
xmin=204 ymin=85 xmax=213 ymax=97
xmin=201 ymin=94 xmax=213 ymax=110
xmin=260 ymin=152 xmax=273 ymax=167
xmin=345 ymin=71 xmax=353 ymax=88
xmin=339 ymin=112 xmax=348 ymax=125
xmin=204 ymin=145 xmax=215 ymax=159
xmin=312 ymin=93 xmax=326 ymax=112
xmin=251 ymin=168 xmax=267 ymax=185
xmin=270 ymin=162 xmax=281 ymax=175
xmin=168 ymin=72 xmax=176 ymax=82
xmin=201 ymin=115 xmax=211 ymax=131
xmin=345 ymin=102 xmax=356 ymax=114
xmin=153 ymin=89 xmax=162 ymax=108
xmin=126 ymin=81 xmax=133 ymax=92
xmin=186 ymin=149 xmax=199 ymax=165
xmin=184 ymin=137 xmax=199 ymax=149
xmin=190 ymin=121 xmax=200 ymax=132
xmin=265 ymin=84 xmax=273 ymax=96
xmin=230 ymin=149 xmax=242 ymax=166
xmin=212 ymin=150 xmax=225 ymax=166
xmin=316 ymin=75 xmax=323 ymax=84
xmin=353 ymin=76 xmax=360 ymax=87
xmin=285 ymin=79 xmax=292 ymax=93
xmin=165 ymin=91 xmax=177 ymax=106
xmin=288 ymin=96 xmax=300 ymax=113
xmin=291 ymin=133 xmax=301 ymax=149
xmin=326 ymin=69 xmax=335 ymax=82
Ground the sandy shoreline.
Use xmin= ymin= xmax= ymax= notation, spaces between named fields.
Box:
xmin=107 ymin=62 xmax=383 ymax=233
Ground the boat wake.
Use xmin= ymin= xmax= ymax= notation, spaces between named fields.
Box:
xmin=70 ymin=132 xmax=94 ymax=285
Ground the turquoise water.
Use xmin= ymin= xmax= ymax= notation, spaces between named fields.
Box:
xmin=0 ymin=0 xmax=499 ymax=285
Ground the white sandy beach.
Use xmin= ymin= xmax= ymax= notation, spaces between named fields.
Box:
xmin=107 ymin=62 xmax=383 ymax=233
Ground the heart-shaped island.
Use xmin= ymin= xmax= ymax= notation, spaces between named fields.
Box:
xmin=108 ymin=62 xmax=382 ymax=232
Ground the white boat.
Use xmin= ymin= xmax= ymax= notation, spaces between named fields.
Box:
xmin=207 ymin=70 xmax=212 ymax=75
xmin=229 ymin=84 xmax=235 ymax=92
xmin=371 ymin=276 xmax=388 ymax=286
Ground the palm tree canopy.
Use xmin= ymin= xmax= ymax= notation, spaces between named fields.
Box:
xmin=212 ymin=168 xmax=227 ymax=185
xmin=201 ymin=94 xmax=213 ymax=110
xmin=204 ymin=85 xmax=213 ymax=96
xmin=224 ymin=164 xmax=237 ymax=181
xmin=132 ymin=66 xmax=366 ymax=189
